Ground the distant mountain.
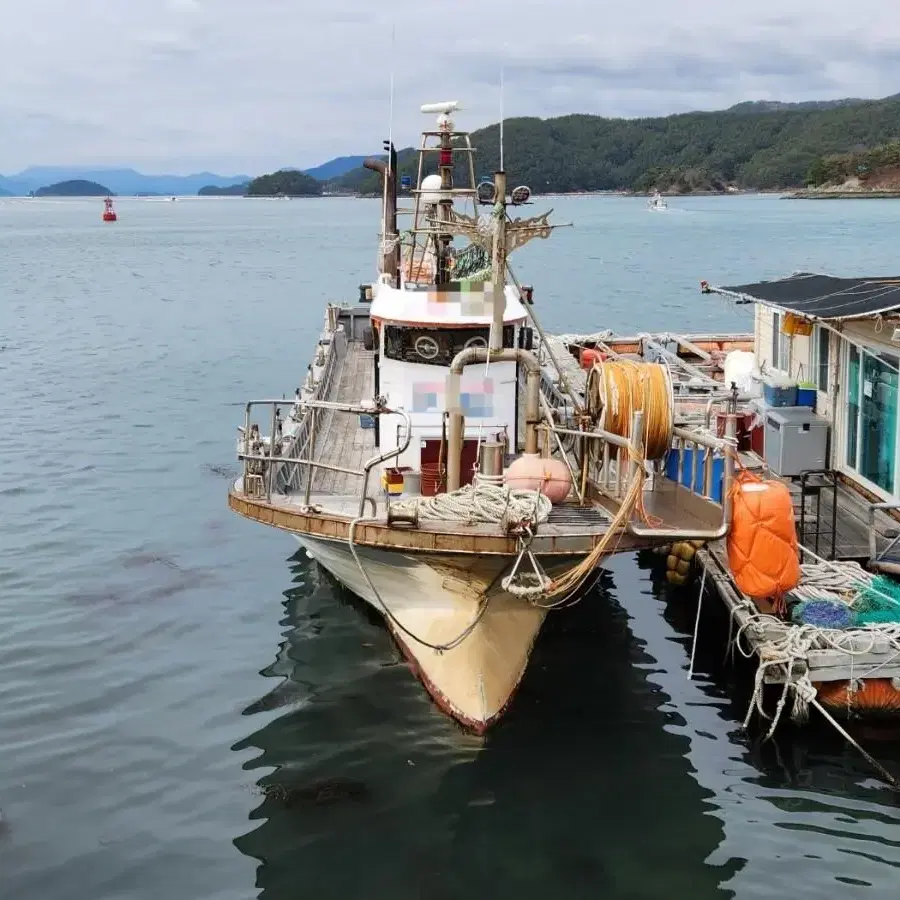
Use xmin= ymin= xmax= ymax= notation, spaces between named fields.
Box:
xmin=0 ymin=167 xmax=251 ymax=197
xmin=333 ymin=92 xmax=900 ymax=193
xmin=303 ymin=155 xmax=373 ymax=181
xmin=35 ymin=179 xmax=112 ymax=197
xmin=725 ymin=98 xmax=870 ymax=114
xmin=0 ymin=186 xmax=11 ymax=197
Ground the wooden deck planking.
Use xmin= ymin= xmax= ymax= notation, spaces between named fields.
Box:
xmin=312 ymin=341 xmax=376 ymax=495
xmin=792 ymin=481 xmax=900 ymax=562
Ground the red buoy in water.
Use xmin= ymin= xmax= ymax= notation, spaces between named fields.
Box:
xmin=102 ymin=196 xmax=117 ymax=222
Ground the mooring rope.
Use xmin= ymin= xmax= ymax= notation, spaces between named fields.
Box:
xmin=346 ymin=517 xmax=502 ymax=654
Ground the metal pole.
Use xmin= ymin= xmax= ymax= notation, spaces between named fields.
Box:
xmin=524 ymin=368 xmax=540 ymax=455
xmin=243 ymin=403 xmax=251 ymax=488
xmin=267 ymin=403 xmax=278 ymax=501
xmin=490 ymin=170 xmax=507 ymax=352
xmin=447 ymin=411 xmax=464 ymax=491
xmin=304 ymin=408 xmax=317 ymax=506
xmin=629 ymin=410 xmax=645 ymax=486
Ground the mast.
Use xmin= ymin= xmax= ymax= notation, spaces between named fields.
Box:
xmin=489 ymin=170 xmax=507 ymax=351
xmin=433 ymin=104 xmax=455 ymax=284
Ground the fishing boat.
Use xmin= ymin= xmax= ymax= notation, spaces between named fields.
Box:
xmin=647 ymin=190 xmax=668 ymax=211
xmin=102 ymin=196 xmax=117 ymax=222
xmin=228 ymin=100 xmax=739 ymax=731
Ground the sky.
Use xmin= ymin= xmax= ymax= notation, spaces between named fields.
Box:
xmin=2 ymin=0 xmax=900 ymax=175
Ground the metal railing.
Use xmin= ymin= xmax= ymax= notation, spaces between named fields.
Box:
xmin=540 ymin=412 xmax=738 ymax=540
xmin=869 ymin=501 xmax=900 ymax=574
xmin=268 ymin=324 xmax=345 ymax=495
xmin=238 ymin=399 xmax=411 ymax=517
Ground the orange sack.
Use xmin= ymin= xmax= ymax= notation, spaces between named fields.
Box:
xmin=726 ymin=469 xmax=800 ymax=600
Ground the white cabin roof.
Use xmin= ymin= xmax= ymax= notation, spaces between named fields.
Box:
xmin=370 ymin=282 xmax=528 ymax=328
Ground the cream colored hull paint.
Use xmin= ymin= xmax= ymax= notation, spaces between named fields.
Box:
xmin=294 ymin=535 xmax=547 ymax=730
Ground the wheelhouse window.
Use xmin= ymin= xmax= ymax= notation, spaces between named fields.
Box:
xmin=382 ymin=325 xmax=515 ymax=366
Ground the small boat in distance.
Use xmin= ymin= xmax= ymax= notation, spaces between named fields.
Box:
xmin=102 ymin=196 xmax=117 ymax=222
xmin=648 ymin=190 xmax=668 ymax=211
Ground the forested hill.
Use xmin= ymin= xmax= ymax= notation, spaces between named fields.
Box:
xmin=334 ymin=93 xmax=900 ymax=194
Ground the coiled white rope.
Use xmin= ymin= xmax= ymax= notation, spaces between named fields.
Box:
xmin=390 ymin=483 xmax=552 ymax=526
xmin=788 ymin=560 xmax=875 ymax=604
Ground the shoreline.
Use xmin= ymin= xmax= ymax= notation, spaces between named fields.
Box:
xmin=785 ymin=189 xmax=900 ymax=200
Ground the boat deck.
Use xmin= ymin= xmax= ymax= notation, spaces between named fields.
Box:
xmin=311 ymin=339 xmax=376 ymax=494
xmin=262 ymin=478 xmax=726 ymax=547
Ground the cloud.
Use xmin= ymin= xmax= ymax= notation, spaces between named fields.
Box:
xmin=1 ymin=0 xmax=900 ymax=174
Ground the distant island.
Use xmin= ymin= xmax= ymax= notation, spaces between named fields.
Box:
xmin=198 ymin=182 xmax=250 ymax=196
xmin=332 ymin=91 xmax=900 ymax=195
xmin=245 ymin=169 xmax=322 ymax=197
xmin=35 ymin=179 xmax=112 ymax=197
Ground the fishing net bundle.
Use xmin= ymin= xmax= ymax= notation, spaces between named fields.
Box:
xmin=790 ymin=598 xmax=854 ymax=629
xmin=851 ymin=575 xmax=900 ymax=625
xmin=789 ymin=575 xmax=900 ymax=629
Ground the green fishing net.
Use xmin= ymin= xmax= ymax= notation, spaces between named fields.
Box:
xmin=852 ymin=575 xmax=900 ymax=625
xmin=452 ymin=244 xmax=490 ymax=280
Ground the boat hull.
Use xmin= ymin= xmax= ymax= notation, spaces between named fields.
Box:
xmin=294 ymin=534 xmax=555 ymax=732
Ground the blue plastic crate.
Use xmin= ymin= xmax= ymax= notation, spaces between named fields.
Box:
xmin=358 ymin=414 xmax=375 ymax=429
xmin=796 ymin=386 xmax=816 ymax=409
xmin=762 ymin=379 xmax=798 ymax=407
xmin=664 ymin=449 xmax=725 ymax=502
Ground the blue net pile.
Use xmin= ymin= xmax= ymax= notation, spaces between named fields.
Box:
xmin=791 ymin=598 xmax=854 ymax=629
xmin=851 ymin=575 xmax=900 ymax=626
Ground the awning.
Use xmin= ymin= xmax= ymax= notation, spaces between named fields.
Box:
xmin=709 ymin=273 xmax=900 ymax=320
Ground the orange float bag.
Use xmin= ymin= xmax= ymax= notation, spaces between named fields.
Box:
xmin=726 ymin=469 xmax=800 ymax=600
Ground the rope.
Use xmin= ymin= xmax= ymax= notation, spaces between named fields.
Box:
xmin=347 ymin=517 xmax=501 ymax=653
xmin=724 ymin=562 xmax=900 ymax=739
xmin=389 ymin=483 xmax=551 ymax=526
xmin=688 ymin=565 xmax=708 ymax=679
xmin=539 ymin=446 xmax=640 ymax=599
xmin=586 ymin=359 xmax=675 ymax=460
xmin=505 ymin=360 xmax=677 ymax=602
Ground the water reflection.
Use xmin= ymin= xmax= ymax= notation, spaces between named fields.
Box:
xmin=633 ymin=551 xmax=900 ymax=897
xmin=233 ymin=551 xmax=733 ymax=899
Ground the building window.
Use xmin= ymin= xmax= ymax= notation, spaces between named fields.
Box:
xmin=770 ymin=312 xmax=791 ymax=372
xmin=811 ymin=325 xmax=830 ymax=392
xmin=845 ymin=343 xmax=899 ymax=495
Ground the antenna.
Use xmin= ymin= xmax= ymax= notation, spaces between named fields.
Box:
xmin=378 ymin=23 xmax=396 ymax=275
xmin=499 ymin=67 xmax=505 ymax=172
xmin=388 ymin=23 xmax=395 ymax=170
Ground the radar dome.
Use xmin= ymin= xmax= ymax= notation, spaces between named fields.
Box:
xmin=420 ymin=174 xmax=444 ymax=205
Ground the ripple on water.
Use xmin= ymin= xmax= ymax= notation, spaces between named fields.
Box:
xmin=7 ymin=197 xmax=900 ymax=899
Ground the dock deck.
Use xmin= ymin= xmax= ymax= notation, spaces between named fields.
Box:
xmin=790 ymin=474 xmax=900 ymax=563
xmin=698 ymin=542 xmax=900 ymax=687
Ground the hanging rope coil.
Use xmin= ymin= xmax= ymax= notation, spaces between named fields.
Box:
xmin=586 ymin=359 xmax=675 ymax=460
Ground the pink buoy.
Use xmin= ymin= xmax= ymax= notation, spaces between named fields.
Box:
xmin=504 ymin=453 xmax=572 ymax=503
